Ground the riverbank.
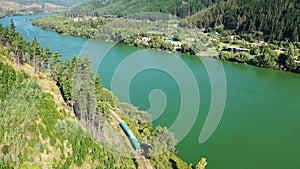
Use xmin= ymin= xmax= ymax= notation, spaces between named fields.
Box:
xmin=30 ymin=15 xmax=217 ymax=57
xmin=30 ymin=15 xmax=300 ymax=73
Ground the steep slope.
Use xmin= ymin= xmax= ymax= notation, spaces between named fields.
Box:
xmin=187 ymin=0 xmax=300 ymax=42
xmin=67 ymin=0 xmax=221 ymax=18
xmin=0 ymin=51 xmax=137 ymax=168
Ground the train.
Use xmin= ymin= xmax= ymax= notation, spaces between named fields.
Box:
xmin=120 ymin=122 xmax=141 ymax=151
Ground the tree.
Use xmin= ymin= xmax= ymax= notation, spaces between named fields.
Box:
xmin=10 ymin=34 xmax=27 ymax=66
xmin=195 ymin=158 xmax=208 ymax=169
xmin=256 ymin=47 xmax=278 ymax=68
xmin=219 ymin=51 xmax=234 ymax=61
xmin=50 ymin=51 xmax=62 ymax=79
xmin=235 ymin=52 xmax=250 ymax=63
xmin=285 ymin=43 xmax=296 ymax=70
xmin=28 ymin=37 xmax=43 ymax=73
xmin=44 ymin=47 xmax=52 ymax=73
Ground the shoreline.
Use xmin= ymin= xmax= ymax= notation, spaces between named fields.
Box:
xmin=33 ymin=23 xmax=300 ymax=74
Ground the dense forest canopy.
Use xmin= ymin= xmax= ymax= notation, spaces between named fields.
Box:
xmin=188 ymin=0 xmax=300 ymax=42
xmin=66 ymin=0 xmax=221 ymax=18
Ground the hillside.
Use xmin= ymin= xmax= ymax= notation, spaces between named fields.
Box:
xmin=0 ymin=0 xmax=88 ymax=17
xmin=66 ymin=0 xmax=221 ymax=18
xmin=0 ymin=50 xmax=139 ymax=168
xmin=0 ymin=19 xmax=197 ymax=168
xmin=187 ymin=0 xmax=300 ymax=42
xmin=0 ymin=0 xmax=88 ymax=8
xmin=0 ymin=22 xmax=137 ymax=168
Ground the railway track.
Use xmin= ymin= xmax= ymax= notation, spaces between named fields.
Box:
xmin=110 ymin=109 xmax=153 ymax=169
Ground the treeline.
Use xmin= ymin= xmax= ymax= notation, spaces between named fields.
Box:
xmin=219 ymin=43 xmax=300 ymax=73
xmin=32 ymin=16 xmax=209 ymax=55
xmin=66 ymin=0 xmax=221 ymax=18
xmin=188 ymin=0 xmax=300 ymax=42
xmin=31 ymin=16 xmax=113 ymax=38
xmin=1 ymin=19 xmax=194 ymax=168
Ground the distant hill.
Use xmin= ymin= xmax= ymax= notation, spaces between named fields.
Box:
xmin=0 ymin=0 xmax=88 ymax=8
xmin=187 ymin=0 xmax=300 ymax=42
xmin=66 ymin=0 xmax=221 ymax=18
xmin=0 ymin=0 xmax=88 ymax=17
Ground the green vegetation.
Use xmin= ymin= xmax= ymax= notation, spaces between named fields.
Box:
xmin=30 ymin=0 xmax=300 ymax=73
xmin=0 ymin=56 xmax=137 ymax=168
xmin=188 ymin=0 xmax=300 ymax=42
xmin=66 ymin=0 xmax=220 ymax=18
xmin=1 ymin=19 xmax=206 ymax=168
xmin=213 ymin=29 xmax=300 ymax=73
xmin=0 ymin=19 xmax=137 ymax=169
xmin=0 ymin=0 xmax=88 ymax=18
xmin=1 ymin=0 xmax=88 ymax=8
xmin=31 ymin=15 xmax=210 ymax=55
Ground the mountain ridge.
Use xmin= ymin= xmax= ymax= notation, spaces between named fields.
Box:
xmin=66 ymin=0 xmax=221 ymax=18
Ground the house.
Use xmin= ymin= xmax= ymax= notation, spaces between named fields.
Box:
xmin=223 ymin=47 xmax=251 ymax=54
xmin=259 ymin=41 xmax=268 ymax=45
xmin=209 ymin=31 xmax=219 ymax=36
xmin=141 ymin=37 xmax=151 ymax=43
xmin=165 ymin=39 xmax=182 ymax=50
xmin=294 ymin=60 xmax=300 ymax=64
xmin=137 ymin=36 xmax=151 ymax=43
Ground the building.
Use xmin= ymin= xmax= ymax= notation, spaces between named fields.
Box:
xmin=223 ymin=47 xmax=251 ymax=54
xmin=137 ymin=36 xmax=151 ymax=43
xmin=165 ymin=39 xmax=182 ymax=50
xmin=294 ymin=60 xmax=300 ymax=64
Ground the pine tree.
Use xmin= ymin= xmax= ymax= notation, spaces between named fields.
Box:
xmin=44 ymin=47 xmax=52 ymax=73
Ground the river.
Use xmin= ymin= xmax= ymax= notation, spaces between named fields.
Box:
xmin=1 ymin=15 xmax=300 ymax=169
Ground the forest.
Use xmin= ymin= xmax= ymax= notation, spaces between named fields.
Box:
xmin=0 ymin=19 xmax=205 ymax=168
xmin=65 ymin=0 xmax=221 ymax=18
xmin=187 ymin=0 xmax=300 ymax=42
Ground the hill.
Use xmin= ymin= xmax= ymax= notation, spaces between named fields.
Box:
xmin=0 ymin=0 xmax=88 ymax=17
xmin=0 ymin=0 xmax=88 ymax=8
xmin=0 ymin=19 xmax=196 ymax=168
xmin=187 ymin=0 xmax=300 ymax=42
xmin=66 ymin=0 xmax=221 ymax=18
